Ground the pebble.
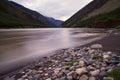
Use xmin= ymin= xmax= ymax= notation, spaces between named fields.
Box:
xmin=75 ymin=67 xmax=87 ymax=75
xmin=89 ymin=77 xmax=96 ymax=80
xmin=90 ymin=70 xmax=100 ymax=76
xmin=46 ymin=78 xmax=51 ymax=80
xmin=79 ymin=60 xmax=85 ymax=67
xmin=103 ymin=77 xmax=114 ymax=80
xmin=103 ymin=54 xmax=110 ymax=59
xmin=3 ymin=46 xmax=120 ymax=80
xmin=79 ymin=75 xmax=88 ymax=80
xmin=90 ymin=44 xmax=102 ymax=49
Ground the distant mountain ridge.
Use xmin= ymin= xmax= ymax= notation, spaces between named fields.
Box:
xmin=46 ymin=17 xmax=63 ymax=26
xmin=0 ymin=0 xmax=63 ymax=28
xmin=62 ymin=0 xmax=120 ymax=28
xmin=8 ymin=1 xmax=57 ymax=27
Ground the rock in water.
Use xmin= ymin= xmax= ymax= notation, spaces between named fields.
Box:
xmin=90 ymin=44 xmax=102 ymax=49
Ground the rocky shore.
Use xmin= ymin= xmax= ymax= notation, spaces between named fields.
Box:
xmin=4 ymin=44 xmax=120 ymax=80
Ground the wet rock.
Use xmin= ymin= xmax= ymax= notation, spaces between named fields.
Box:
xmin=79 ymin=75 xmax=88 ymax=80
xmin=4 ymin=47 xmax=120 ymax=80
xmin=90 ymin=44 xmax=102 ymax=49
xmin=90 ymin=70 xmax=100 ymax=76
xmin=75 ymin=67 xmax=87 ymax=75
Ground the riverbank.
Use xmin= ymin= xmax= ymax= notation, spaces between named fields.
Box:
xmin=1 ymin=29 xmax=120 ymax=80
xmin=79 ymin=29 xmax=120 ymax=53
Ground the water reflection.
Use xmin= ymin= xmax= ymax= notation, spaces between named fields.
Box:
xmin=0 ymin=28 xmax=107 ymax=74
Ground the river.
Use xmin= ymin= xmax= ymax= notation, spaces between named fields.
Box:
xmin=0 ymin=28 xmax=107 ymax=75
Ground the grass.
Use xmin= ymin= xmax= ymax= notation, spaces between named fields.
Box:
xmin=76 ymin=7 xmax=120 ymax=28
xmin=106 ymin=68 xmax=120 ymax=80
xmin=0 ymin=3 xmax=47 ymax=28
xmin=0 ymin=6 xmax=46 ymax=28
xmin=65 ymin=60 xmax=76 ymax=66
xmin=115 ymin=25 xmax=120 ymax=29
xmin=92 ymin=55 xmax=101 ymax=60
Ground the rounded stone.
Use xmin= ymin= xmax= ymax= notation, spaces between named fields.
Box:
xmin=90 ymin=69 xmax=100 ymax=76
xmin=79 ymin=75 xmax=88 ymax=80
xmin=90 ymin=44 xmax=102 ymax=49
xmin=79 ymin=60 xmax=85 ymax=67
xmin=75 ymin=67 xmax=87 ymax=75
xmin=89 ymin=77 xmax=96 ymax=80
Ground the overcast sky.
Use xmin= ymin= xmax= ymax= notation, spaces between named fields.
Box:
xmin=10 ymin=0 xmax=93 ymax=21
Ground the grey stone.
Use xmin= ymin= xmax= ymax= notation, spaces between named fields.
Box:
xmin=90 ymin=69 xmax=100 ymax=76
xmin=89 ymin=77 xmax=96 ymax=80
xmin=79 ymin=75 xmax=88 ymax=80
xmin=103 ymin=77 xmax=114 ymax=80
xmin=75 ymin=67 xmax=87 ymax=75
xmin=98 ymin=71 xmax=106 ymax=80
xmin=64 ymin=58 xmax=72 ymax=62
xmin=90 ymin=44 xmax=102 ymax=49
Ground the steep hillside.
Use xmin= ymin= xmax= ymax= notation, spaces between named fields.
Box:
xmin=8 ymin=1 xmax=57 ymax=27
xmin=62 ymin=0 xmax=120 ymax=28
xmin=10 ymin=1 xmax=63 ymax=27
xmin=0 ymin=0 xmax=56 ymax=28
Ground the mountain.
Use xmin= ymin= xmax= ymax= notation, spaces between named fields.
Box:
xmin=0 ymin=0 xmax=56 ymax=28
xmin=46 ymin=17 xmax=63 ymax=26
xmin=62 ymin=0 xmax=120 ymax=28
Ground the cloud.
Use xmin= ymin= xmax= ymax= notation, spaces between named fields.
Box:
xmin=10 ymin=0 xmax=93 ymax=21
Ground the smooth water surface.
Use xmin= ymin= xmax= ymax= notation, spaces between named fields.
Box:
xmin=0 ymin=28 xmax=107 ymax=74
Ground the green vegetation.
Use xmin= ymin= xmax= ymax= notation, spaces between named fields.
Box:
xmin=0 ymin=0 xmax=47 ymax=28
xmin=0 ymin=11 xmax=45 ymax=28
xmin=92 ymin=55 xmax=101 ymax=60
xmin=65 ymin=60 xmax=76 ymax=66
xmin=115 ymin=25 xmax=120 ymax=29
xmin=106 ymin=68 xmax=120 ymax=80
xmin=77 ymin=8 xmax=120 ymax=27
